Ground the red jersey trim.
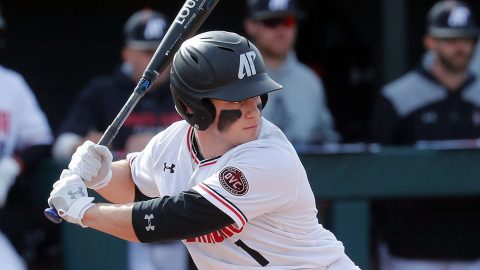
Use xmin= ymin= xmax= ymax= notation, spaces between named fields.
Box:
xmin=187 ymin=126 xmax=200 ymax=164
xmin=197 ymin=183 xmax=247 ymax=226
xmin=187 ymin=126 xmax=220 ymax=167
xmin=199 ymin=160 xmax=218 ymax=167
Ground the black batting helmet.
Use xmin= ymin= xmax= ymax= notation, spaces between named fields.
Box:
xmin=427 ymin=0 xmax=479 ymax=39
xmin=170 ymin=31 xmax=283 ymax=130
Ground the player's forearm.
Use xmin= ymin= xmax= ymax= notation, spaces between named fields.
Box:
xmin=95 ymin=160 xmax=135 ymax=204
xmin=82 ymin=203 xmax=139 ymax=242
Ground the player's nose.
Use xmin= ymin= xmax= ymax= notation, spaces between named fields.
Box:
xmin=243 ymin=97 xmax=261 ymax=118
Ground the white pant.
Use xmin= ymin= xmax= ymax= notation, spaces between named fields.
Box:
xmin=379 ymin=242 xmax=480 ymax=270
xmin=0 ymin=231 xmax=26 ymax=270
xmin=128 ymin=241 xmax=188 ymax=270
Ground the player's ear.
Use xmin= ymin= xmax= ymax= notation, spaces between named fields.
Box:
xmin=423 ymin=35 xmax=435 ymax=51
xmin=244 ymin=19 xmax=257 ymax=37
xmin=121 ymin=47 xmax=131 ymax=62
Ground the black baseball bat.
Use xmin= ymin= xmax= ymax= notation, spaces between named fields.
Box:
xmin=45 ymin=0 xmax=220 ymax=224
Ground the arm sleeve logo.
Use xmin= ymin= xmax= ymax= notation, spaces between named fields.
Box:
xmin=219 ymin=166 xmax=249 ymax=196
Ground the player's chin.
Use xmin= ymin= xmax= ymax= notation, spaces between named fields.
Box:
xmin=241 ymin=126 xmax=260 ymax=141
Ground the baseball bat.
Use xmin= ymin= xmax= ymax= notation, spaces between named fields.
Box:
xmin=44 ymin=0 xmax=220 ymax=224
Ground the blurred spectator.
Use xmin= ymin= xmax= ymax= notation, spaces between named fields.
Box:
xmin=52 ymin=9 xmax=181 ymax=159
xmin=369 ymin=1 xmax=480 ymax=269
xmin=0 ymin=8 xmax=53 ymax=270
xmin=52 ymin=9 xmax=187 ymax=270
xmin=243 ymin=0 xmax=340 ymax=145
xmin=470 ymin=36 xmax=480 ymax=75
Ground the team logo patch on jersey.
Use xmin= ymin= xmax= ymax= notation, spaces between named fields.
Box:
xmin=219 ymin=166 xmax=249 ymax=196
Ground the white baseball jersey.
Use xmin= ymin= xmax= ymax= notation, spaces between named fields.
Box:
xmin=129 ymin=119 xmax=346 ymax=269
xmin=0 ymin=66 xmax=52 ymax=157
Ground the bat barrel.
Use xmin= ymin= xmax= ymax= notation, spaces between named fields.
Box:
xmin=145 ymin=0 xmax=220 ymax=75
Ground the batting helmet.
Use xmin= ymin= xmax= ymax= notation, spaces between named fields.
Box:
xmin=170 ymin=31 xmax=283 ymax=130
xmin=427 ymin=0 xmax=479 ymax=39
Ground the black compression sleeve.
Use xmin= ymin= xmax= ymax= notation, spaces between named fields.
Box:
xmin=132 ymin=189 xmax=234 ymax=243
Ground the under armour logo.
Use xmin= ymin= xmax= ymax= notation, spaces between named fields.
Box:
xmin=163 ymin=163 xmax=175 ymax=173
xmin=448 ymin=7 xmax=470 ymax=27
xmin=269 ymin=0 xmax=290 ymax=11
xmin=145 ymin=214 xmax=155 ymax=231
xmin=67 ymin=187 xmax=85 ymax=200
xmin=144 ymin=18 xmax=166 ymax=40
xmin=238 ymin=51 xmax=257 ymax=79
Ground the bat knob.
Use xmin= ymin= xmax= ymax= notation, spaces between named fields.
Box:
xmin=44 ymin=208 xmax=63 ymax=224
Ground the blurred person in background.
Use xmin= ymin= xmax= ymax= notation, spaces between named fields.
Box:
xmin=0 ymin=8 xmax=53 ymax=270
xmin=52 ymin=9 xmax=187 ymax=270
xmin=243 ymin=0 xmax=340 ymax=145
xmin=469 ymin=33 xmax=480 ymax=75
xmin=370 ymin=1 xmax=480 ymax=269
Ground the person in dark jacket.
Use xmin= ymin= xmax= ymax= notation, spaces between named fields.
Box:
xmin=369 ymin=1 xmax=480 ymax=269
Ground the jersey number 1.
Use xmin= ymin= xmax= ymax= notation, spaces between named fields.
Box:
xmin=235 ymin=240 xmax=269 ymax=266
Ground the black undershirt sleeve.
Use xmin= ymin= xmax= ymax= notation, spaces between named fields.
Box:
xmin=132 ymin=189 xmax=234 ymax=243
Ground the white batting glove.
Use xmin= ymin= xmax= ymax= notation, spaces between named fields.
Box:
xmin=0 ymin=157 xmax=21 ymax=208
xmin=68 ymin=140 xmax=113 ymax=190
xmin=48 ymin=170 xmax=95 ymax=227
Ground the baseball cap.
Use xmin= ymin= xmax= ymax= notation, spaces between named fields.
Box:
xmin=427 ymin=0 xmax=479 ymax=39
xmin=247 ymin=0 xmax=305 ymax=21
xmin=124 ymin=9 xmax=169 ymax=50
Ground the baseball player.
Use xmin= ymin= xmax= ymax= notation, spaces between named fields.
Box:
xmin=48 ymin=31 xmax=359 ymax=269
xmin=370 ymin=1 xmax=480 ymax=269
xmin=0 ymin=52 xmax=53 ymax=270
xmin=0 ymin=8 xmax=53 ymax=270
xmin=0 ymin=65 xmax=53 ymax=270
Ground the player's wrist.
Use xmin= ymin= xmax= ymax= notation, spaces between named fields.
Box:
xmin=86 ymin=170 xmax=112 ymax=190
xmin=61 ymin=197 xmax=95 ymax=228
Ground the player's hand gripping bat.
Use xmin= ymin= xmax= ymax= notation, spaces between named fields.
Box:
xmin=44 ymin=0 xmax=220 ymax=224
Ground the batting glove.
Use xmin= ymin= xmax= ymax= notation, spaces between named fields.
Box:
xmin=68 ymin=140 xmax=113 ymax=190
xmin=48 ymin=170 xmax=95 ymax=227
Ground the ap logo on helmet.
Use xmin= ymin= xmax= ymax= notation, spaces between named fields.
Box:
xmin=238 ymin=51 xmax=257 ymax=79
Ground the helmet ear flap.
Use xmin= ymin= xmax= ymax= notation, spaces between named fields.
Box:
xmin=175 ymin=97 xmax=216 ymax=130
xmin=260 ymin=94 xmax=268 ymax=110
xmin=197 ymin=99 xmax=216 ymax=130
xmin=202 ymin=99 xmax=216 ymax=119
